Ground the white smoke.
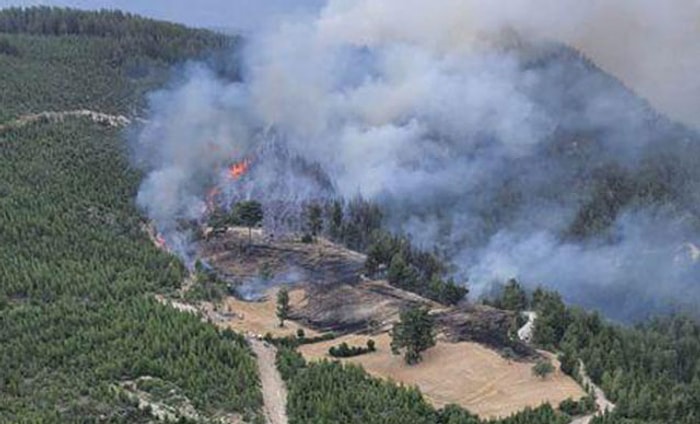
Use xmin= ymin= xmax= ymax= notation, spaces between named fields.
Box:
xmin=133 ymin=0 xmax=700 ymax=319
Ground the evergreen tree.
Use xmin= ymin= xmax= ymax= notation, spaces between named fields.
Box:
xmin=234 ymin=200 xmax=263 ymax=244
xmin=391 ymin=307 xmax=436 ymax=365
xmin=533 ymin=359 xmax=555 ymax=379
xmin=276 ymin=287 xmax=290 ymax=327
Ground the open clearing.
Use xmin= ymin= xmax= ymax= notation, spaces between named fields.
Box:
xmin=298 ymin=332 xmax=585 ymax=419
xmin=202 ymin=287 xmax=318 ymax=338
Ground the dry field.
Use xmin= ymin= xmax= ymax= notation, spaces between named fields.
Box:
xmin=298 ymin=333 xmax=586 ymax=419
xmin=203 ymin=287 xmax=319 ymax=338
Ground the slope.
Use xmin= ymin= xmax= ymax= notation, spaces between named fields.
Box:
xmin=0 ymin=8 xmax=262 ymax=423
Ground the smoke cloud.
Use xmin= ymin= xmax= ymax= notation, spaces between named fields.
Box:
xmin=133 ymin=0 xmax=700 ymax=320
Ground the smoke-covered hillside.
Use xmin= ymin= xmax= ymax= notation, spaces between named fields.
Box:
xmin=134 ymin=2 xmax=700 ymax=321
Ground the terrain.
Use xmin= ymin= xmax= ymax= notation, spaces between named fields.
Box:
xmin=178 ymin=228 xmax=587 ymax=419
xmin=0 ymin=8 xmax=263 ymax=423
xmin=4 ymin=6 xmax=700 ymax=424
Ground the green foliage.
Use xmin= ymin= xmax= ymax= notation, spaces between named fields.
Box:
xmin=266 ymin=331 xmax=337 ymax=350
xmin=328 ymin=340 xmax=375 ymax=358
xmin=559 ymin=396 xmax=596 ymax=416
xmin=0 ymin=121 xmax=261 ymax=422
xmin=369 ymin=231 xmax=466 ymax=305
xmin=0 ymin=7 xmax=236 ymax=124
xmin=277 ymin=347 xmax=570 ymax=424
xmin=184 ymin=261 xmax=229 ymax=302
xmin=0 ymin=14 xmax=256 ymax=420
xmin=532 ymin=359 xmax=555 ymax=379
xmin=532 ymin=288 xmax=571 ymax=349
xmin=0 ymin=6 xmax=232 ymax=62
xmin=367 ymin=339 xmax=376 ymax=351
xmin=276 ymin=287 xmax=290 ymax=327
xmin=391 ymin=307 xmax=436 ymax=365
xmin=305 ymin=202 xmax=323 ymax=238
xmin=234 ymin=200 xmax=263 ymax=243
xmin=535 ymin=287 xmax=700 ymax=423
xmin=557 ymin=347 xmax=578 ymax=377
xmin=489 ymin=279 xmax=528 ymax=312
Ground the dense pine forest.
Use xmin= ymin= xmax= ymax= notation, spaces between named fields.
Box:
xmin=0 ymin=8 xmax=260 ymax=423
xmin=497 ymin=287 xmax=700 ymax=424
xmin=0 ymin=6 xmax=235 ymax=123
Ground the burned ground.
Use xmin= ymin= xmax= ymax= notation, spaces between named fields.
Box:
xmin=435 ymin=305 xmax=539 ymax=359
xmin=200 ymin=228 xmax=364 ymax=291
xmin=197 ymin=227 xmax=533 ymax=357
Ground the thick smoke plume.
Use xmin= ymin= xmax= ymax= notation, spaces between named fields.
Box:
xmin=133 ymin=0 xmax=700 ymax=320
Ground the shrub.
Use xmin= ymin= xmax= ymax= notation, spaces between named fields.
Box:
xmin=328 ymin=341 xmax=374 ymax=358
xmin=533 ymin=359 xmax=555 ymax=379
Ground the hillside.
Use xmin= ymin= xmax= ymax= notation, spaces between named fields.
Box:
xmin=3 ymin=5 xmax=700 ymax=424
xmin=0 ymin=6 xmax=236 ymax=123
xmin=0 ymin=8 xmax=261 ymax=423
xmin=165 ymin=227 xmax=587 ymax=420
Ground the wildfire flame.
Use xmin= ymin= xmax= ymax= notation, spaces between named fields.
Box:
xmin=228 ymin=158 xmax=251 ymax=180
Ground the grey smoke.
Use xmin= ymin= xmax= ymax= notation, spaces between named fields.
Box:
xmin=133 ymin=0 xmax=700 ymax=320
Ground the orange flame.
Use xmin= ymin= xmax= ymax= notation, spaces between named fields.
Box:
xmin=228 ymin=158 xmax=251 ymax=180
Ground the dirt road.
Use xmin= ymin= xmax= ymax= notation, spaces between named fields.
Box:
xmin=0 ymin=109 xmax=134 ymax=132
xmin=517 ymin=311 xmax=615 ymax=424
xmin=248 ymin=337 xmax=288 ymax=424
xmin=569 ymin=361 xmax=615 ymax=424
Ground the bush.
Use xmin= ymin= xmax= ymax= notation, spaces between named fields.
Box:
xmin=328 ymin=341 xmax=375 ymax=358
xmin=533 ymin=359 xmax=555 ymax=379
xmin=558 ymin=396 xmax=596 ymax=416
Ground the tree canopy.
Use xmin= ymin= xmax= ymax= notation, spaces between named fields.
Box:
xmin=390 ymin=306 xmax=436 ymax=365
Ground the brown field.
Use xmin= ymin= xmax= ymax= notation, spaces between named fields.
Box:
xmin=298 ymin=333 xmax=586 ymax=419
xmin=204 ymin=287 xmax=319 ymax=338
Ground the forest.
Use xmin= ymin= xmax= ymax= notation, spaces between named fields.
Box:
xmin=0 ymin=8 xmax=260 ymax=423
xmin=0 ymin=6 xmax=236 ymax=123
xmin=489 ymin=284 xmax=700 ymax=423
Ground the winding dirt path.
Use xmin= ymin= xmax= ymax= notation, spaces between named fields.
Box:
xmin=0 ymin=109 xmax=135 ymax=132
xmin=247 ymin=337 xmax=289 ymax=424
xmin=569 ymin=361 xmax=615 ymax=424
xmin=517 ymin=311 xmax=615 ymax=424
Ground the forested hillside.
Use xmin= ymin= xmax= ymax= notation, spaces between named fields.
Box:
xmin=0 ymin=8 xmax=260 ymax=423
xmin=527 ymin=289 xmax=700 ymax=424
xmin=4 ymin=6 xmax=700 ymax=424
xmin=0 ymin=6 xmax=235 ymax=122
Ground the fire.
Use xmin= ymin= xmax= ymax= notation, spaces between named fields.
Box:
xmin=155 ymin=233 xmax=167 ymax=249
xmin=228 ymin=158 xmax=251 ymax=180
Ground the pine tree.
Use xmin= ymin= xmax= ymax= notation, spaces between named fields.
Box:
xmin=276 ymin=287 xmax=290 ymax=327
xmin=390 ymin=307 xmax=435 ymax=365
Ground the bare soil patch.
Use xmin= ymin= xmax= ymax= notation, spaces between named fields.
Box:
xmin=204 ymin=287 xmax=318 ymax=339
